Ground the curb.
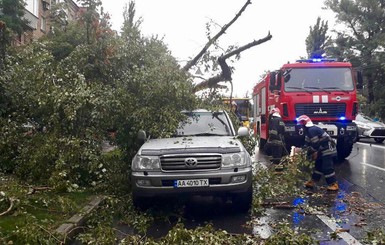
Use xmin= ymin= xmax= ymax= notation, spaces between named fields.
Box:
xmin=55 ymin=195 xmax=106 ymax=243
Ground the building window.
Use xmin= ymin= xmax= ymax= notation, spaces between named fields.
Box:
xmin=41 ymin=16 xmax=46 ymax=32
xmin=26 ymin=0 xmax=39 ymax=16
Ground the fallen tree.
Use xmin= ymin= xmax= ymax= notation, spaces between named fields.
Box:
xmin=181 ymin=0 xmax=272 ymax=93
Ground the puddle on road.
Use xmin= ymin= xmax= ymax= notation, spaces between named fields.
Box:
xmin=252 ymin=216 xmax=272 ymax=239
xmin=251 ymin=185 xmax=356 ymax=242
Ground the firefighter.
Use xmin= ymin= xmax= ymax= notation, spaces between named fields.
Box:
xmin=267 ymin=108 xmax=286 ymax=166
xmin=297 ymin=115 xmax=339 ymax=191
xmin=231 ymin=101 xmax=242 ymax=122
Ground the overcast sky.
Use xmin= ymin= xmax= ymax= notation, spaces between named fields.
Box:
xmin=98 ymin=0 xmax=336 ymax=97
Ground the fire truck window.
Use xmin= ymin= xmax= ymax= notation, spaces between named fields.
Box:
xmin=341 ymin=71 xmax=353 ymax=90
xmin=284 ymin=68 xmax=354 ymax=92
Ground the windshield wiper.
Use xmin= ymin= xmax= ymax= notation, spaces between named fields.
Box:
xmin=304 ymin=86 xmax=331 ymax=94
xmin=190 ymin=132 xmax=227 ymax=136
xmin=286 ymin=86 xmax=313 ymax=94
xmin=323 ymin=86 xmax=349 ymax=93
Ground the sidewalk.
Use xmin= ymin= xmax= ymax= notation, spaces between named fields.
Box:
xmin=55 ymin=196 xmax=106 ymax=244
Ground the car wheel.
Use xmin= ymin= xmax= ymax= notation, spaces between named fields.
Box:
xmin=232 ymin=187 xmax=253 ymax=213
xmin=374 ymin=138 xmax=385 ymax=143
xmin=336 ymin=139 xmax=353 ymax=162
xmin=132 ymin=194 xmax=152 ymax=211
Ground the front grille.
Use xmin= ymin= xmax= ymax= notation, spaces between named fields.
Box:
xmin=162 ymin=178 xmax=221 ymax=186
xmin=160 ymin=154 xmax=222 ymax=172
xmin=295 ymin=103 xmax=346 ymax=118
xmin=371 ymin=129 xmax=385 ymax=137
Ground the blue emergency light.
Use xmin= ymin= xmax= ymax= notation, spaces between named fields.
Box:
xmin=296 ymin=58 xmax=337 ymax=63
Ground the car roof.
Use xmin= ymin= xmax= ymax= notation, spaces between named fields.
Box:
xmin=181 ymin=109 xmax=226 ymax=113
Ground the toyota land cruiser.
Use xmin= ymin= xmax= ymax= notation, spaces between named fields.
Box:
xmin=130 ymin=109 xmax=253 ymax=211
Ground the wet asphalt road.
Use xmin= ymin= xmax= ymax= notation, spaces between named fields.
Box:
xmin=118 ymin=139 xmax=385 ymax=244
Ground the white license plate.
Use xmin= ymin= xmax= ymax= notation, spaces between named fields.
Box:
xmin=175 ymin=179 xmax=209 ymax=188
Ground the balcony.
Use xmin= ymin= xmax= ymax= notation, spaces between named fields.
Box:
xmin=23 ymin=9 xmax=38 ymax=30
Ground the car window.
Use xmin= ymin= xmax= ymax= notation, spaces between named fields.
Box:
xmin=175 ymin=112 xmax=231 ymax=136
xmin=356 ymin=114 xmax=373 ymax=123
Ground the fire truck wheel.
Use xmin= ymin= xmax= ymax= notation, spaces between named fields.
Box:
xmin=336 ymin=140 xmax=353 ymax=162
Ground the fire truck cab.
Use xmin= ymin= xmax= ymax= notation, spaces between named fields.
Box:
xmin=252 ymin=58 xmax=362 ymax=161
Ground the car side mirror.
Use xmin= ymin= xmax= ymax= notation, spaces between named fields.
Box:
xmin=237 ymin=127 xmax=249 ymax=137
xmin=137 ymin=130 xmax=147 ymax=142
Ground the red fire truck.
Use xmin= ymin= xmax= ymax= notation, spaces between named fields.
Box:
xmin=252 ymin=58 xmax=362 ymax=161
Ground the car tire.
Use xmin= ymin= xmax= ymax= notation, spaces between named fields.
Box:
xmin=336 ymin=139 xmax=353 ymax=162
xmin=232 ymin=187 xmax=253 ymax=213
xmin=132 ymin=194 xmax=152 ymax=211
xmin=374 ymin=138 xmax=385 ymax=143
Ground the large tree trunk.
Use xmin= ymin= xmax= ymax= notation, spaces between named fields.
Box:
xmin=193 ymin=33 xmax=272 ymax=92
xmin=183 ymin=0 xmax=252 ymax=72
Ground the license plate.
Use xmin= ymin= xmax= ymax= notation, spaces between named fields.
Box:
xmin=327 ymin=131 xmax=334 ymax=135
xmin=175 ymin=179 xmax=209 ymax=188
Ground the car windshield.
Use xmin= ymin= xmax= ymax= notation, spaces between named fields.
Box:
xmin=356 ymin=114 xmax=375 ymax=123
xmin=284 ymin=67 xmax=354 ymax=92
xmin=175 ymin=111 xmax=232 ymax=136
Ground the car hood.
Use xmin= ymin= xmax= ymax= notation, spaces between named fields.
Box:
xmin=354 ymin=120 xmax=385 ymax=128
xmin=139 ymin=136 xmax=244 ymax=156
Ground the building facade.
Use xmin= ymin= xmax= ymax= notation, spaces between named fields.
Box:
xmin=18 ymin=0 xmax=80 ymax=45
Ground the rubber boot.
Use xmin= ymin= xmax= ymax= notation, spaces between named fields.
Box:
xmin=304 ymin=179 xmax=316 ymax=188
xmin=327 ymin=182 xmax=339 ymax=191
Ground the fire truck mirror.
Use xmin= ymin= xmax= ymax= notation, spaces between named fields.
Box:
xmin=269 ymin=71 xmax=278 ymax=91
xmin=356 ymin=70 xmax=363 ymax=89
xmin=283 ymin=74 xmax=290 ymax=83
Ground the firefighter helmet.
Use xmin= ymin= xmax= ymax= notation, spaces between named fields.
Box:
xmin=297 ymin=115 xmax=314 ymax=127
xmin=269 ymin=107 xmax=281 ymax=115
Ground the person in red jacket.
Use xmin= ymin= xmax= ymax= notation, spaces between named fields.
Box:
xmin=298 ymin=115 xmax=339 ymax=191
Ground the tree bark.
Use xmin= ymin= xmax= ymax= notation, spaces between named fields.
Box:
xmin=182 ymin=0 xmax=252 ymax=72
xmin=193 ymin=32 xmax=272 ymax=92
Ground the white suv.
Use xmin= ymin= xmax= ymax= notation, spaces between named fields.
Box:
xmin=130 ymin=109 xmax=253 ymax=212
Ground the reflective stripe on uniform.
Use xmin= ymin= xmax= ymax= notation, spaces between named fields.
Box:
xmin=325 ymin=172 xmax=335 ymax=178
xmin=314 ymin=170 xmax=323 ymax=175
xmin=269 ymin=130 xmax=278 ymax=135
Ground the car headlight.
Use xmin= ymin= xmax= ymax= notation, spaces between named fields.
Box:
xmin=361 ymin=125 xmax=372 ymax=130
xmin=132 ymin=155 xmax=160 ymax=171
xmin=222 ymin=152 xmax=248 ymax=168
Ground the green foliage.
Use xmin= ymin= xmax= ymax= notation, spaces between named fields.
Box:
xmin=265 ymin=221 xmax=317 ymax=245
xmin=76 ymin=196 xmax=154 ymax=243
xmin=251 ymin=152 xmax=313 ymax=215
xmin=141 ymin=223 xmax=254 ymax=245
xmin=0 ymin=0 xmax=199 ymax=187
xmin=306 ymin=16 xmax=330 ymax=58
xmin=324 ymin=0 xmax=385 ymax=104
xmin=240 ymin=133 xmax=257 ymax=157
xmin=96 ymin=148 xmax=131 ymax=194
xmin=364 ymin=228 xmax=385 ymax=245
xmin=121 ymin=0 xmax=142 ymax=40
xmin=0 ymin=173 xmax=93 ymax=244
xmin=0 ymin=42 xmax=109 ymax=188
xmin=0 ymin=0 xmax=28 ymax=35
xmin=9 ymin=214 xmax=62 ymax=245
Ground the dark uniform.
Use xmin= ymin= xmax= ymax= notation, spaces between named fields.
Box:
xmin=300 ymin=117 xmax=338 ymax=191
xmin=267 ymin=112 xmax=286 ymax=164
